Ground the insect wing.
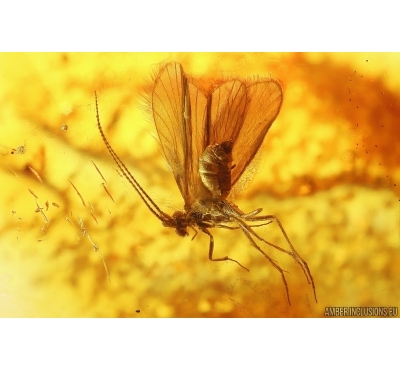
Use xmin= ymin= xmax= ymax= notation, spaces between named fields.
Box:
xmin=208 ymin=80 xmax=248 ymax=145
xmin=152 ymin=62 xmax=208 ymax=206
xmin=152 ymin=64 xmax=282 ymax=204
xmin=230 ymin=79 xmax=283 ymax=186
xmin=188 ymin=79 xmax=249 ymax=201
xmin=185 ymin=80 xmax=209 ymax=204
xmin=152 ymin=63 xmax=189 ymax=200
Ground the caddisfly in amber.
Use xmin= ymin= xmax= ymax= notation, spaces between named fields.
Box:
xmin=95 ymin=62 xmax=317 ymax=305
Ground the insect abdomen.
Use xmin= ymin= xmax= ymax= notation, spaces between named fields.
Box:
xmin=199 ymin=140 xmax=233 ymax=199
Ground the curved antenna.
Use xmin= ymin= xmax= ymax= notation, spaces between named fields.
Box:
xmin=94 ymin=92 xmax=172 ymax=223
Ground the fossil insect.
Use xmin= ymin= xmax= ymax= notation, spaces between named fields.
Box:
xmin=95 ymin=62 xmax=317 ymax=305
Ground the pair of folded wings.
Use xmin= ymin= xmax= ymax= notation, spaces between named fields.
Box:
xmin=151 ymin=62 xmax=283 ymax=207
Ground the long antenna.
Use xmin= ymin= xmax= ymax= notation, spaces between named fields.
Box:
xmin=94 ymin=92 xmax=172 ymax=223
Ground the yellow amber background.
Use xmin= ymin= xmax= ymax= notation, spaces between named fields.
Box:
xmin=0 ymin=53 xmax=399 ymax=317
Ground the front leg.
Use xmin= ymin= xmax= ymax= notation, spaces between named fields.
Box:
xmin=200 ymin=228 xmax=249 ymax=272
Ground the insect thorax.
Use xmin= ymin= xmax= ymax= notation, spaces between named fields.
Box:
xmin=170 ymin=198 xmax=243 ymax=237
xmin=189 ymin=198 xmax=243 ymax=223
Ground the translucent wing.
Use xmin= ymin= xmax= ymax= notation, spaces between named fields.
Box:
xmin=187 ymin=79 xmax=249 ymax=201
xmin=152 ymin=62 xmax=208 ymax=207
xmin=152 ymin=63 xmax=282 ymax=206
xmin=152 ymin=63 xmax=188 ymax=199
xmin=230 ymin=79 xmax=283 ymax=186
xmin=186 ymin=80 xmax=208 ymax=204
xmin=208 ymin=80 xmax=248 ymax=145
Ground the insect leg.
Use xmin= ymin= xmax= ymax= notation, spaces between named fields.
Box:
xmin=190 ymin=227 xmax=198 ymax=241
xmin=243 ymin=214 xmax=317 ymax=303
xmin=242 ymin=208 xmax=263 ymax=218
xmin=248 ymin=221 xmax=273 ymax=228
xmin=235 ymin=220 xmax=291 ymax=305
xmin=214 ymin=223 xmax=271 ymax=230
xmin=215 ymin=224 xmax=240 ymax=230
xmin=200 ymin=228 xmax=249 ymax=272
